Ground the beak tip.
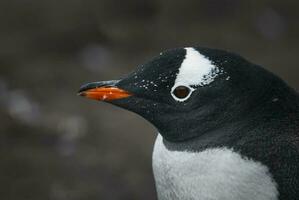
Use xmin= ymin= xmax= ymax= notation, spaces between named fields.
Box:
xmin=77 ymin=92 xmax=86 ymax=97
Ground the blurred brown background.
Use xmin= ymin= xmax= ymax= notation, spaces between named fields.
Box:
xmin=0 ymin=0 xmax=298 ymax=199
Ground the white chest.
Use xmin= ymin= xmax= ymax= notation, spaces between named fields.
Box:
xmin=152 ymin=135 xmax=278 ymax=200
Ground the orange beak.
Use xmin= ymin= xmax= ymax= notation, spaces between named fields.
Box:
xmin=78 ymin=81 xmax=132 ymax=101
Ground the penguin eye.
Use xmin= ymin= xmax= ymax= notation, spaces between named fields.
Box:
xmin=173 ymin=86 xmax=190 ymax=99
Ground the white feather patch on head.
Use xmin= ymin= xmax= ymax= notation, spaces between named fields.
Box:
xmin=175 ymin=47 xmax=220 ymax=86
xmin=171 ymin=47 xmax=221 ymax=102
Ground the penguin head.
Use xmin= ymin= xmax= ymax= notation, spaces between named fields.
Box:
xmin=79 ymin=47 xmax=284 ymax=142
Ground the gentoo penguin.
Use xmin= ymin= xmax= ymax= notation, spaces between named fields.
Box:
xmin=78 ymin=47 xmax=299 ymax=200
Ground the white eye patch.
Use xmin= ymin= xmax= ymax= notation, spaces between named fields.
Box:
xmin=171 ymin=47 xmax=220 ymax=102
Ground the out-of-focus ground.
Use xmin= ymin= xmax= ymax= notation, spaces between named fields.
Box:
xmin=0 ymin=0 xmax=298 ymax=199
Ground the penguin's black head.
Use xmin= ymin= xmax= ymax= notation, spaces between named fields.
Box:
xmin=79 ymin=47 xmax=286 ymax=142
